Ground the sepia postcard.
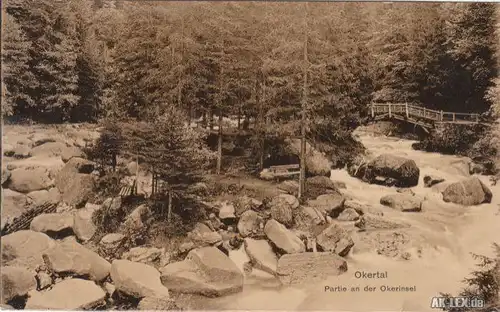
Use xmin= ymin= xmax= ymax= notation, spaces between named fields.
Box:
xmin=1 ymin=0 xmax=499 ymax=311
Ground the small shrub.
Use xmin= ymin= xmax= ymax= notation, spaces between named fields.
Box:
xmin=93 ymin=172 xmax=122 ymax=199
xmin=92 ymin=199 xmax=126 ymax=236
xmin=419 ymin=124 xmax=486 ymax=156
xmin=120 ymin=220 xmax=149 ymax=252
xmin=441 ymin=243 xmax=500 ymax=312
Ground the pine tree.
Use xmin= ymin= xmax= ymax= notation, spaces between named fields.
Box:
xmin=444 ymin=3 xmax=498 ymax=113
xmin=1 ymin=11 xmax=35 ymax=118
xmin=4 ymin=0 xmax=81 ymax=122
xmin=120 ymin=106 xmax=214 ymax=195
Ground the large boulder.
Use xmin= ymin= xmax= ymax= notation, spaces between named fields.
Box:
xmin=36 ymin=272 xmax=52 ymax=290
xmin=442 ymin=177 xmax=493 ymax=206
xmin=187 ymin=223 xmax=223 ymax=248
xmin=337 ymin=208 xmax=360 ymax=221
xmin=122 ymin=247 xmax=166 ymax=267
xmin=160 ymin=247 xmax=243 ymax=297
xmin=287 ymin=138 xmax=332 ymax=176
xmin=26 ymin=188 xmax=61 ymax=207
xmin=138 ymin=297 xmax=178 ymax=311
xmin=30 ymin=213 xmax=74 ymax=237
xmin=2 ymin=166 xmax=11 ymax=185
xmin=7 ymin=167 xmax=53 ymax=193
xmin=264 ymin=219 xmax=305 ymax=254
xmin=73 ymin=206 xmax=98 ymax=242
xmin=276 ymin=252 xmax=348 ymax=285
xmin=232 ymin=196 xmax=262 ymax=217
xmin=61 ymin=146 xmax=84 ymax=163
xmin=307 ymin=193 xmax=345 ymax=217
xmin=124 ymin=204 xmax=151 ymax=230
xmin=237 ymin=210 xmax=263 ymax=237
xmin=2 ymin=189 xmax=30 ymax=230
xmin=304 ymin=176 xmax=340 ymax=199
xmin=12 ymin=145 xmax=32 ymax=159
xmin=315 ymin=223 xmax=354 ymax=256
xmin=27 ymin=133 xmax=57 ymax=147
xmin=100 ymin=233 xmax=126 ymax=255
xmin=6 ymin=156 xmax=65 ymax=180
xmin=25 ymin=279 xmax=106 ymax=310
xmin=1 ymin=266 xmax=37 ymax=303
xmin=270 ymin=199 xmax=293 ymax=228
xmin=30 ymin=142 xmax=69 ymax=158
xmin=57 ymin=173 xmax=95 ymax=207
xmin=278 ymin=177 xmax=340 ymax=199
xmin=110 ymin=260 xmax=169 ymax=299
xmin=293 ymin=206 xmax=327 ymax=235
xmin=1 ymin=230 xmax=56 ymax=272
xmin=277 ymin=180 xmax=299 ymax=195
xmin=244 ymin=238 xmax=278 ymax=276
xmin=269 ymin=194 xmax=300 ymax=210
xmin=380 ymin=193 xmax=423 ymax=212
xmin=218 ymin=201 xmax=236 ymax=221
xmin=306 ymin=176 xmax=338 ymax=191
xmin=354 ymin=154 xmax=420 ymax=187
xmin=354 ymin=214 xmax=411 ymax=231
xmin=3 ymin=143 xmax=15 ymax=156
xmin=44 ymin=238 xmax=111 ymax=282
xmin=344 ymin=199 xmax=384 ymax=216
xmin=55 ymin=157 xmax=96 ymax=207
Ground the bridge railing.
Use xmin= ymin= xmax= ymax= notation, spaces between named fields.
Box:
xmin=441 ymin=112 xmax=480 ymax=123
xmin=371 ymin=103 xmax=480 ymax=123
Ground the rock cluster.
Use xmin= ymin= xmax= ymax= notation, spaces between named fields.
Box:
xmin=3 ymin=126 xmax=495 ymax=311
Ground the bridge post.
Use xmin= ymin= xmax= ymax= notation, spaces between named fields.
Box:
xmin=371 ymin=103 xmax=374 ymax=118
xmin=388 ymin=103 xmax=392 ymax=118
xmin=440 ymin=110 xmax=443 ymax=121
xmin=405 ymin=103 xmax=409 ymax=118
xmin=452 ymin=113 xmax=456 ymax=122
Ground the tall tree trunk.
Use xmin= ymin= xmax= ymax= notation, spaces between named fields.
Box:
xmin=216 ymin=112 xmax=223 ymax=175
xmin=209 ymin=108 xmax=214 ymax=130
xmin=167 ymin=189 xmax=172 ymax=222
xmin=179 ymin=14 xmax=186 ymax=124
xmin=112 ymin=152 xmax=117 ymax=172
xmin=298 ymin=2 xmax=308 ymax=200
xmin=237 ymin=107 xmax=241 ymax=130
xmin=216 ymin=37 xmax=224 ymax=175
xmin=151 ymin=167 xmax=155 ymax=196
xmin=202 ymin=111 xmax=207 ymax=129
xmin=135 ymin=153 xmax=139 ymax=195
xmin=259 ymin=79 xmax=267 ymax=171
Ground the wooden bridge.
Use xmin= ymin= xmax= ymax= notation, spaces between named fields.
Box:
xmin=370 ymin=103 xmax=484 ymax=132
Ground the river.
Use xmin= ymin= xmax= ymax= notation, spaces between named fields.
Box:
xmin=176 ymin=129 xmax=500 ymax=311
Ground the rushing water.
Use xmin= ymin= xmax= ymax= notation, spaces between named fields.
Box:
xmin=180 ymin=130 xmax=500 ymax=311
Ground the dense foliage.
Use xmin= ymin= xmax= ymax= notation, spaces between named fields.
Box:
xmin=2 ymin=1 xmax=499 ymax=162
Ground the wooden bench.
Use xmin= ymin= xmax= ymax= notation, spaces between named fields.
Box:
xmin=269 ymin=164 xmax=300 ymax=177
xmin=119 ymin=180 xmax=137 ymax=198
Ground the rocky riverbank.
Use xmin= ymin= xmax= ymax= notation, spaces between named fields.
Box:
xmin=1 ymin=124 xmax=499 ymax=311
